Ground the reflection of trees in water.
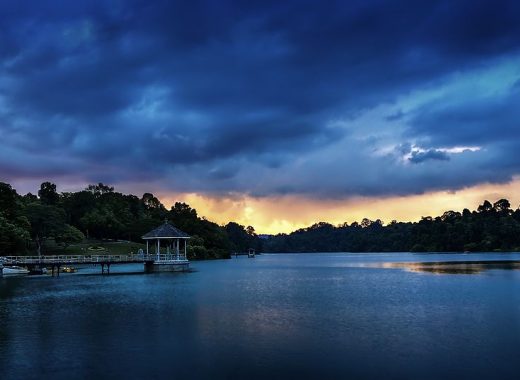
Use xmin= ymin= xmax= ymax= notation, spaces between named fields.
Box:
xmin=409 ymin=264 xmax=483 ymax=274
xmin=386 ymin=261 xmax=520 ymax=275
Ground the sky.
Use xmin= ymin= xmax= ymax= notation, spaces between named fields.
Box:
xmin=1 ymin=0 xmax=520 ymax=233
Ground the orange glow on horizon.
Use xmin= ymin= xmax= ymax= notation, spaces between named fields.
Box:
xmin=157 ymin=177 xmax=520 ymax=234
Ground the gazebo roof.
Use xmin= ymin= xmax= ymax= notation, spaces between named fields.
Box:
xmin=142 ymin=221 xmax=190 ymax=239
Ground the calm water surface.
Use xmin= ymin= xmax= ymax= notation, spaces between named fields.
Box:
xmin=2 ymin=252 xmax=520 ymax=379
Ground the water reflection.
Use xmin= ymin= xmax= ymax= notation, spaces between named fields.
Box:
xmin=3 ymin=254 xmax=520 ymax=379
xmin=385 ymin=260 xmax=520 ymax=274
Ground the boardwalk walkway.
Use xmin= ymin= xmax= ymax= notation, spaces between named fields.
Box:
xmin=0 ymin=254 xmax=188 ymax=275
xmin=1 ymin=254 xmax=187 ymax=266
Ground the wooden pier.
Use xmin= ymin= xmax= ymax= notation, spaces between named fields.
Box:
xmin=0 ymin=254 xmax=188 ymax=276
xmin=1 ymin=221 xmax=192 ymax=276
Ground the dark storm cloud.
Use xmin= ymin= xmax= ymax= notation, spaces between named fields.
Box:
xmin=1 ymin=0 xmax=520 ymax=196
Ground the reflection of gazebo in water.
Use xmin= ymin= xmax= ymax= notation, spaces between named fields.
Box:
xmin=141 ymin=220 xmax=190 ymax=272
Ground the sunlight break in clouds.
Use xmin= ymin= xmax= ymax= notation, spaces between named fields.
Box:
xmin=158 ymin=177 xmax=520 ymax=234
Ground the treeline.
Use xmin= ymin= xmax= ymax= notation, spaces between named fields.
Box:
xmin=4 ymin=180 xmax=519 ymax=256
xmin=0 ymin=182 xmax=262 ymax=258
xmin=263 ymin=199 xmax=520 ymax=253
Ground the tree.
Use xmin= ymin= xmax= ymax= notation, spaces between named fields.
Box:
xmin=477 ymin=200 xmax=493 ymax=213
xmin=25 ymin=203 xmax=66 ymax=256
xmin=360 ymin=218 xmax=373 ymax=228
xmin=24 ymin=193 xmax=38 ymax=202
xmin=141 ymin=193 xmax=167 ymax=220
xmin=61 ymin=190 xmax=96 ymax=226
xmin=441 ymin=210 xmax=461 ymax=222
xmin=55 ymin=225 xmax=85 ymax=250
xmin=0 ymin=213 xmax=30 ymax=254
xmin=225 ymin=222 xmax=262 ymax=253
xmin=169 ymin=202 xmax=198 ymax=231
xmin=80 ymin=208 xmax=125 ymax=239
xmin=38 ymin=182 xmax=60 ymax=205
xmin=225 ymin=222 xmax=249 ymax=252
xmin=493 ymin=199 xmax=511 ymax=215
xmin=187 ymin=235 xmax=207 ymax=259
xmin=142 ymin=193 xmax=163 ymax=210
xmin=0 ymin=182 xmax=20 ymax=218
xmin=86 ymin=183 xmax=114 ymax=197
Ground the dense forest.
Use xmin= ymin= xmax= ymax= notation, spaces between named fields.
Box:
xmin=263 ymin=199 xmax=520 ymax=253
xmin=2 ymin=180 xmax=520 ymax=257
xmin=0 ymin=182 xmax=261 ymax=259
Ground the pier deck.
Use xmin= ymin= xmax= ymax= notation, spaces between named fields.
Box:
xmin=0 ymin=254 xmax=188 ymax=275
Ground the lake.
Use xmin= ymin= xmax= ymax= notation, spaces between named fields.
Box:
xmin=2 ymin=252 xmax=520 ymax=379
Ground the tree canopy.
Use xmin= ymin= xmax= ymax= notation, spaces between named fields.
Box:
xmin=3 ymin=180 xmax=520 ymax=257
xmin=264 ymin=200 xmax=520 ymax=253
xmin=0 ymin=181 xmax=261 ymax=259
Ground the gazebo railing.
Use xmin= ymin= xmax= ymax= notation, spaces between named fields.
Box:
xmin=152 ymin=253 xmax=188 ymax=262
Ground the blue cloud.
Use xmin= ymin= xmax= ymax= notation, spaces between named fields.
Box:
xmin=1 ymin=0 xmax=520 ymax=197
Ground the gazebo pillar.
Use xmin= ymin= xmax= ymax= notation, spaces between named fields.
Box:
xmin=156 ymin=239 xmax=160 ymax=260
xmin=146 ymin=240 xmax=149 ymax=255
xmin=184 ymin=239 xmax=187 ymax=259
xmin=176 ymin=239 xmax=180 ymax=258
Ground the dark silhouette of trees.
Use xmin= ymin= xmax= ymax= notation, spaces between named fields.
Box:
xmin=493 ymin=199 xmax=511 ymax=215
xmin=264 ymin=199 xmax=520 ymax=253
xmin=225 ymin=222 xmax=262 ymax=253
xmin=0 ymin=213 xmax=30 ymax=253
xmin=0 ymin=182 xmax=31 ymax=253
xmin=477 ymin=200 xmax=493 ymax=213
xmin=0 ymin=182 xmax=20 ymax=218
xmin=55 ymin=225 xmax=85 ymax=250
xmin=24 ymin=203 xmax=67 ymax=257
xmin=4 ymin=180 xmax=520 ymax=257
xmin=0 ymin=181 xmax=262 ymax=259
xmin=38 ymin=182 xmax=60 ymax=205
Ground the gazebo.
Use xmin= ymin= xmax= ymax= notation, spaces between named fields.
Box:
xmin=141 ymin=220 xmax=190 ymax=272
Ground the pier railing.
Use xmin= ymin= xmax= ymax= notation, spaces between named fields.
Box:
xmin=0 ymin=253 xmax=188 ymax=266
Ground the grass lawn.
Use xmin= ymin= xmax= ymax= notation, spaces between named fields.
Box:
xmin=40 ymin=239 xmax=147 ymax=256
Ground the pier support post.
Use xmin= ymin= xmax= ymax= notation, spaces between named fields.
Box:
xmin=101 ymin=263 xmax=111 ymax=275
